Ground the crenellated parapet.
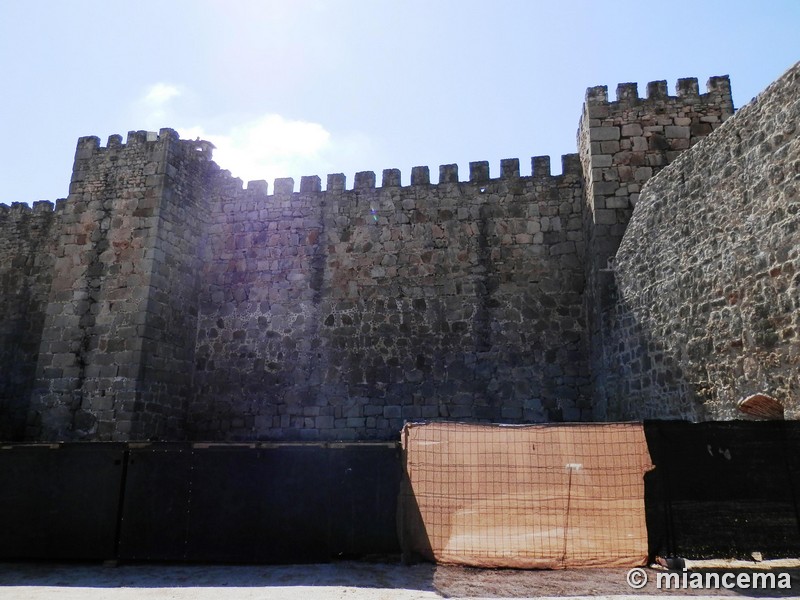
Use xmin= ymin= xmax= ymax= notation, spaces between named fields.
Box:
xmin=578 ymin=73 xmax=735 ymax=258
xmin=0 ymin=200 xmax=57 ymax=215
xmin=207 ymin=153 xmax=583 ymax=199
xmin=584 ymin=75 xmax=732 ymax=109
xmin=581 ymin=76 xmax=734 ymax=181
xmin=73 ymin=128 xmax=214 ymax=161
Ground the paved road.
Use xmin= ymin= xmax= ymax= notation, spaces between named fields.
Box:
xmin=0 ymin=562 xmax=796 ymax=599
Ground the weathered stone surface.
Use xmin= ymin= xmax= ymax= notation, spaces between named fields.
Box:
xmin=1 ymin=64 xmax=796 ymax=442
xmin=0 ymin=201 xmax=56 ymax=440
xmin=579 ymin=72 xmax=736 ymax=419
xmin=189 ymin=151 xmax=589 ymax=441
xmin=600 ymin=62 xmax=800 ymax=421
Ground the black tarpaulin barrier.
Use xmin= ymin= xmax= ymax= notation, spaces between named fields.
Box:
xmin=116 ymin=442 xmax=401 ymax=563
xmin=643 ymin=420 xmax=800 ymax=559
xmin=116 ymin=443 xmax=193 ymax=561
xmin=0 ymin=443 xmax=126 ymax=559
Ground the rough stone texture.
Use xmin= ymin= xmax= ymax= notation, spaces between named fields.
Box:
xmin=578 ymin=76 xmax=735 ymax=418
xmin=190 ymin=156 xmax=589 ymax=440
xmin=0 ymin=201 xmax=56 ymax=439
xmin=134 ymin=132 xmax=210 ymax=440
xmin=25 ymin=130 xmax=211 ymax=441
xmin=2 ymin=65 xmax=796 ymax=441
xmin=600 ymin=62 xmax=800 ymax=420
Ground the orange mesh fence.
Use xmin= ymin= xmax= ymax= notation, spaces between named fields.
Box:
xmin=398 ymin=421 xmax=653 ymax=569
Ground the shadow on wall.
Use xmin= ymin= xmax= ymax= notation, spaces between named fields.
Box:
xmin=0 ymin=285 xmax=38 ymax=439
xmin=597 ymin=61 xmax=800 ymax=422
xmin=597 ymin=280 xmax=709 ymax=422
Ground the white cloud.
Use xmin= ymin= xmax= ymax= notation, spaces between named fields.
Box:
xmin=180 ymin=114 xmax=373 ymax=188
xmin=143 ymin=83 xmax=181 ymax=106
xmin=132 ymin=84 xmax=376 ymax=188
xmin=138 ymin=83 xmax=181 ymax=128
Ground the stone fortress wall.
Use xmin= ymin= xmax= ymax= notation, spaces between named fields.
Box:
xmin=191 ymin=154 xmax=587 ymax=440
xmin=578 ymin=74 xmax=735 ymax=419
xmin=600 ymin=63 xmax=800 ymax=421
xmin=0 ymin=62 xmax=796 ymax=441
xmin=0 ymin=201 xmax=56 ymax=439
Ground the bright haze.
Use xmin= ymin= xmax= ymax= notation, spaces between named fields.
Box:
xmin=1 ymin=0 xmax=798 ymax=204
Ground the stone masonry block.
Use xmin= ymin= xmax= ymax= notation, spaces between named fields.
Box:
xmin=469 ymin=161 xmax=489 ymax=182
xmin=354 ymin=171 xmax=376 ymax=189
xmin=300 ymin=175 xmax=322 ymax=193
xmin=594 ymin=209 xmax=618 ymax=225
xmin=500 ymin=158 xmax=520 ymax=178
xmin=621 ymin=124 xmax=643 ymax=137
xmin=439 ymin=164 xmax=459 ymax=184
xmin=591 ymin=127 xmax=621 ymax=141
xmin=665 ymin=126 xmax=690 ymax=139
xmin=411 ymin=166 xmax=430 ymax=185
xmin=382 ymin=169 xmax=401 ymax=187
xmin=274 ymin=178 xmax=294 ymax=195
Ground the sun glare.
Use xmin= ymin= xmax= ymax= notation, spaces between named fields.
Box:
xmin=181 ymin=115 xmax=337 ymax=187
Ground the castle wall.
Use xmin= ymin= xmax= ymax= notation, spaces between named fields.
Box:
xmin=130 ymin=130 xmax=210 ymax=439
xmin=190 ymin=157 xmax=590 ymax=440
xmin=577 ymin=76 xmax=734 ymax=417
xmin=3 ymin=67 xmax=793 ymax=443
xmin=0 ymin=201 xmax=57 ymax=440
xmin=26 ymin=131 xmax=211 ymax=441
xmin=601 ymin=62 xmax=800 ymax=419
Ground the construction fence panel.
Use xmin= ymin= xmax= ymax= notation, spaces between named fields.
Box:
xmin=399 ymin=422 xmax=653 ymax=569
xmin=0 ymin=443 xmax=125 ymax=560
xmin=644 ymin=420 xmax=800 ymax=559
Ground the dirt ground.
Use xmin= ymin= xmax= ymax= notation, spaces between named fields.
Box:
xmin=0 ymin=561 xmax=798 ymax=600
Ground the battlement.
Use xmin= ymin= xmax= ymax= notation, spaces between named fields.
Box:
xmin=74 ymin=128 xmax=214 ymax=161
xmin=0 ymin=200 xmax=56 ymax=216
xmin=234 ymin=153 xmax=582 ymax=196
xmin=585 ymin=75 xmax=732 ymax=107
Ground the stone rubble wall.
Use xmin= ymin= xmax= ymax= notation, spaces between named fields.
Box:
xmin=190 ymin=156 xmax=590 ymax=440
xmin=25 ymin=131 xmax=213 ymax=441
xmin=0 ymin=201 xmax=57 ymax=439
xmin=134 ymin=131 xmax=211 ymax=440
xmin=1 ymin=65 xmax=793 ymax=442
xmin=578 ymin=76 xmax=735 ymax=417
xmin=25 ymin=132 xmax=163 ymax=440
xmin=603 ymin=62 xmax=800 ymax=420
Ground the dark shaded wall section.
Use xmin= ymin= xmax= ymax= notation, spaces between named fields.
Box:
xmin=602 ymin=62 xmax=800 ymax=420
xmin=134 ymin=133 xmax=211 ymax=439
xmin=0 ymin=202 xmax=57 ymax=440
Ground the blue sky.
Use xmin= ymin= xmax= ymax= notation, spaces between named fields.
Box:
xmin=1 ymin=0 xmax=798 ymax=204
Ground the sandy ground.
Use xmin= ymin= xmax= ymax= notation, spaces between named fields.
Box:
xmin=0 ymin=561 xmax=797 ymax=600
